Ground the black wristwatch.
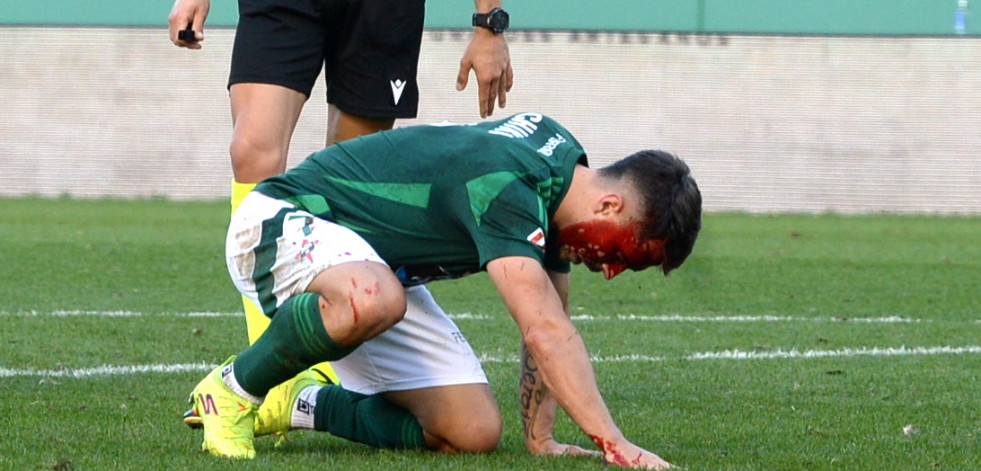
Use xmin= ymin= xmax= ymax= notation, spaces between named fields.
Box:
xmin=472 ymin=7 xmax=509 ymax=34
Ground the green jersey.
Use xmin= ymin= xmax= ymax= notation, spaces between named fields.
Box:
xmin=256 ymin=112 xmax=588 ymax=285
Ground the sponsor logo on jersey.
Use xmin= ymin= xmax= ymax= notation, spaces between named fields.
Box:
xmin=390 ymin=79 xmax=407 ymax=106
xmin=488 ymin=112 xmax=543 ymax=138
xmin=537 ymin=133 xmax=567 ymax=157
xmin=526 ymin=227 xmax=546 ymax=248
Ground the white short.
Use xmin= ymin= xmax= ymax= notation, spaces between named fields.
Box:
xmin=333 ymin=285 xmax=487 ymax=394
xmin=226 ymin=192 xmax=487 ymax=394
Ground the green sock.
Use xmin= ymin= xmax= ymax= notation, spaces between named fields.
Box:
xmin=234 ymin=293 xmax=357 ymax=397
xmin=314 ymin=385 xmax=427 ymax=449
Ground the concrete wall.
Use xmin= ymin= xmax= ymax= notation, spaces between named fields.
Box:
xmin=3 ymin=0 xmax=978 ymax=35
xmin=1 ymin=27 xmax=979 ymax=214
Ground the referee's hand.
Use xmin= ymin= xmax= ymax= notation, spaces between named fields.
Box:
xmin=457 ymin=28 xmax=514 ymax=118
xmin=168 ymin=0 xmax=210 ymax=49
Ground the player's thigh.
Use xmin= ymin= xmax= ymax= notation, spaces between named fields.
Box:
xmin=228 ymin=195 xmax=399 ymax=322
xmin=383 ymin=383 xmax=502 ymax=453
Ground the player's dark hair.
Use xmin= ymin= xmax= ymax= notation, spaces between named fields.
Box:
xmin=601 ymin=150 xmax=702 ymax=275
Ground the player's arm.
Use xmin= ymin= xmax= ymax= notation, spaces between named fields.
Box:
xmin=168 ymin=0 xmax=210 ymax=48
xmin=519 ymin=270 xmax=600 ymax=457
xmin=457 ymin=0 xmax=514 ymax=118
xmin=487 ymin=256 xmax=672 ymax=469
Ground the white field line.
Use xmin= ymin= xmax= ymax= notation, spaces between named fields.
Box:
xmin=3 ymin=346 xmax=980 ymax=379
xmin=0 ymin=363 xmax=214 ymax=378
xmin=0 ymin=310 xmax=931 ymax=323
xmin=0 ymin=310 xmax=242 ymax=317
xmin=3 ymin=310 xmax=974 ymax=379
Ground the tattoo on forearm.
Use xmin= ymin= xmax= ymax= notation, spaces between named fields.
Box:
xmin=519 ymin=345 xmax=547 ymax=439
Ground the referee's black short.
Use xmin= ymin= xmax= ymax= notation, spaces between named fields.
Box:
xmin=229 ymin=0 xmax=425 ymax=119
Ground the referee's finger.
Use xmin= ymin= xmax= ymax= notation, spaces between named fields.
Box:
xmin=483 ymin=77 xmax=500 ymax=118
xmin=497 ymin=74 xmax=509 ymax=109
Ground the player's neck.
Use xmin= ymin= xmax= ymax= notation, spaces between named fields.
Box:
xmin=553 ymin=166 xmax=598 ymax=229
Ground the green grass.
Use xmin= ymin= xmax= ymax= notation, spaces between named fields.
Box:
xmin=1 ymin=197 xmax=978 ymax=471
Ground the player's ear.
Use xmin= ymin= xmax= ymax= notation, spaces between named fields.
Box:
xmin=595 ymin=193 xmax=624 ymax=216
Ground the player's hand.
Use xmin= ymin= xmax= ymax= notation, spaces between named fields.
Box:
xmin=168 ymin=0 xmax=211 ymax=49
xmin=593 ymin=437 xmax=674 ymax=469
xmin=456 ymin=28 xmax=513 ymax=118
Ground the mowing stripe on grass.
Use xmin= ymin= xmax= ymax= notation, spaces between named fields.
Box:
xmin=4 ymin=346 xmax=980 ymax=379
xmin=0 ymin=310 xmax=933 ymax=323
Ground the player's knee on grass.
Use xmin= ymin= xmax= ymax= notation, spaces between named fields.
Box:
xmin=441 ymin=410 xmax=502 ymax=453
xmin=425 ymin=410 xmax=501 ymax=453
xmin=400 ymin=386 xmax=502 ymax=454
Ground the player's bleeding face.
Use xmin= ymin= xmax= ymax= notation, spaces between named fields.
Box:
xmin=556 ymin=219 xmax=666 ymax=279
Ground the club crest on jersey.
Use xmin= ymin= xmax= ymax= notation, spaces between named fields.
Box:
xmin=296 ymin=239 xmax=318 ymax=263
xmin=526 ymin=227 xmax=546 ymax=248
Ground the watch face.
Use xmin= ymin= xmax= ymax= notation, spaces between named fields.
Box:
xmin=489 ymin=9 xmax=509 ymax=32
xmin=474 ymin=8 xmax=509 ymax=33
